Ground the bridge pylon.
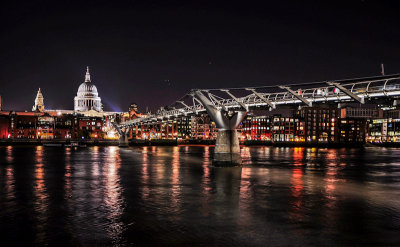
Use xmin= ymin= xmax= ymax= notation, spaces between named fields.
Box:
xmin=112 ymin=122 xmax=131 ymax=147
xmin=194 ymin=90 xmax=247 ymax=166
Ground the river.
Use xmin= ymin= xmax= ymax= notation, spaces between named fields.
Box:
xmin=0 ymin=145 xmax=399 ymax=246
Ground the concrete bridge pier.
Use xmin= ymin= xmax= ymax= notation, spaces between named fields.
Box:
xmin=194 ymin=90 xmax=247 ymax=166
xmin=214 ymin=129 xmax=242 ymax=166
xmin=119 ymin=132 xmax=129 ymax=147
xmin=112 ymin=122 xmax=131 ymax=147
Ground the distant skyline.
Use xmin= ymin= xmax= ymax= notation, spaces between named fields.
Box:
xmin=1 ymin=0 xmax=399 ymax=112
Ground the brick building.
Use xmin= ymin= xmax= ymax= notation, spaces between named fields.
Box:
xmin=77 ymin=116 xmax=104 ymax=139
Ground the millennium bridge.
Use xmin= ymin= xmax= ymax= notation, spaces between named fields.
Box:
xmin=114 ymin=73 xmax=400 ymax=165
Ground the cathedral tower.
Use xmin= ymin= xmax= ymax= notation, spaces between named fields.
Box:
xmin=32 ymin=88 xmax=45 ymax=112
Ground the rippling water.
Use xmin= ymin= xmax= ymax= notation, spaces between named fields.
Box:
xmin=0 ymin=145 xmax=400 ymax=246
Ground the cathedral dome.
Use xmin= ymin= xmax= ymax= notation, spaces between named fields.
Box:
xmin=77 ymin=81 xmax=99 ymax=97
xmin=74 ymin=66 xmax=102 ymax=112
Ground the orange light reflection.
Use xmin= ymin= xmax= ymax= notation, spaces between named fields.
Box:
xmin=104 ymin=146 xmax=125 ymax=244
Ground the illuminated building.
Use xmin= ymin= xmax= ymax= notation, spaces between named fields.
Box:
xmin=43 ymin=67 xmax=122 ymax=120
xmin=0 ymin=68 xmax=126 ymax=141
xmin=191 ymin=115 xmax=217 ymax=140
xmin=177 ymin=116 xmax=191 ymax=139
xmin=383 ymin=108 xmax=400 ymax=119
xmin=32 ymin=88 xmax=45 ymax=112
xmin=128 ymin=103 xmax=144 ymax=139
xmin=337 ymin=104 xmax=374 ymax=143
xmin=74 ymin=66 xmax=102 ymax=112
xmin=241 ymin=115 xmax=272 ymax=141
xmin=133 ymin=120 xmax=176 ymax=140
xmin=132 ymin=114 xmax=216 ymax=140
xmin=54 ymin=114 xmax=76 ymax=139
xmin=128 ymin=103 xmax=140 ymax=118
xmin=299 ymin=106 xmax=339 ymax=142
xmin=367 ymin=118 xmax=400 ymax=143
xmin=368 ymin=119 xmax=385 ymax=142
xmin=161 ymin=119 xmax=177 ymax=139
xmin=384 ymin=119 xmax=400 ymax=142
xmin=272 ymin=115 xmax=297 ymax=142
xmin=338 ymin=118 xmax=366 ymax=143
xmin=339 ymin=104 xmax=382 ymax=119
xmin=77 ymin=116 xmax=104 ymax=139
xmin=10 ymin=112 xmax=38 ymax=139
xmin=0 ymin=111 xmax=10 ymax=139
xmin=36 ymin=115 xmax=54 ymax=139
xmin=144 ymin=123 xmax=156 ymax=139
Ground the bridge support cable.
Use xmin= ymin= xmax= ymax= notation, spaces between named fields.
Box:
xmin=220 ymin=89 xmax=249 ymax=111
xmin=207 ymin=92 xmax=228 ymax=111
xmin=177 ymin=100 xmax=190 ymax=108
xmin=246 ymin=88 xmax=275 ymax=109
xmin=279 ymin=86 xmax=312 ymax=107
xmin=187 ymin=92 xmax=199 ymax=114
xmin=327 ymin=82 xmax=365 ymax=104
xmin=190 ymin=93 xmax=207 ymax=114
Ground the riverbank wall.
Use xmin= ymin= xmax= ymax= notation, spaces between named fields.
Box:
xmin=0 ymin=139 xmax=120 ymax=146
xmin=1 ymin=139 xmax=397 ymax=148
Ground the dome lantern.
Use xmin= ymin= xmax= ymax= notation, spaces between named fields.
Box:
xmin=85 ymin=66 xmax=91 ymax=82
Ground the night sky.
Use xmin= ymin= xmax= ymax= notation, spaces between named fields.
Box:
xmin=1 ymin=0 xmax=399 ymax=112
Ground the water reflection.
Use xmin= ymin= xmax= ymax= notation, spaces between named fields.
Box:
xmin=199 ymin=146 xmax=212 ymax=217
xmin=141 ymin=146 xmax=150 ymax=200
xmin=91 ymin=146 xmax=100 ymax=177
xmin=213 ymin=166 xmax=242 ymax=218
xmin=0 ymin=146 xmax=400 ymax=246
xmin=33 ymin=146 xmax=48 ymax=244
xmin=6 ymin=145 xmax=13 ymax=163
xmin=64 ymin=148 xmax=72 ymax=200
xmin=202 ymin=146 xmax=211 ymax=191
xmin=5 ymin=166 xmax=15 ymax=200
xmin=103 ymin=146 xmax=124 ymax=245
xmin=238 ymin=168 xmax=252 ymax=228
xmin=241 ymin=146 xmax=252 ymax=161
xmin=292 ymin=147 xmax=304 ymax=166
xmin=1 ymin=152 xmax=16 ymax=211
xmin=324 ymin=149 xmax=340 ymax=199
xmin=170 ymin=146 xmax=181 ymax=210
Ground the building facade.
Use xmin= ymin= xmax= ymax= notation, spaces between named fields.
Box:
xmin=241 ymin=115 xmax=272 ymax=141
xmin=299 ymin=106 xmax=339 ymax=142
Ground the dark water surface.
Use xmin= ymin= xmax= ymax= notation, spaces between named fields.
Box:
xmin=1 ymin=145 xmax=400 ymax=246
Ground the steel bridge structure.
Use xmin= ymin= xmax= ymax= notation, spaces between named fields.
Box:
xmin=115 ymin=74 xmax=400 ymax=165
